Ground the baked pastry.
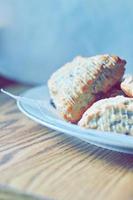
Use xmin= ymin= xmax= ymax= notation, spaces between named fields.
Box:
xmin=95 ymin=82 xmax=125 ymax=100
xmin=48 ymin=55 xmax=126 ymax=122
xmin=78 ymin=96 xmax=133 ymax=135
xmin=121 ymin=75 xmax=133 ymax=97
xmin=104 ymin=87 xmax=125 ymax=98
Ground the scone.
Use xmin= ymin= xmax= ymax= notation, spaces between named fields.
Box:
xmin=48 ymin=55 xmax=126 ymax=123
xmin=96 ymin=82 xmax=125 ymax=100
xmin=78 ymin=96 xmax=133 ymax=135
xmin=121 ymin=75 xmax=133 ymax=97
xmin=105 ymin=87 xmax=125 ymax=98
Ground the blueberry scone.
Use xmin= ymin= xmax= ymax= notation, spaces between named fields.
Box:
xmin=78 ymin=96 xmax=133 ymax=135
xmin=121 ymin=75 xmax=133 ymax=97
xmin=48 ymin=55 xmax=126 ymax=122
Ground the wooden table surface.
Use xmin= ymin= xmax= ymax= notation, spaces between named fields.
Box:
xmin=1 ymin=85 xmax=133 ymax=200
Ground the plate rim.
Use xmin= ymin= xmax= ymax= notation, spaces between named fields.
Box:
xmin=17 ymin=85 xmax=133 ymax=154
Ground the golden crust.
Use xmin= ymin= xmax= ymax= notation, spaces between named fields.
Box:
xmin=48 ymin=54 xmax=126 ymax=122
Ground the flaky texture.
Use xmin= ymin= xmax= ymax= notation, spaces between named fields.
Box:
xmin=121 ymin=75 xmax=133 ymax=97
xmin=48 ymin=55 xmax=126 ymax=122
xmin=78 ymin=96 xmax=133 ymax=135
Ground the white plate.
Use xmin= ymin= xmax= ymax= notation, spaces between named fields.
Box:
xmin=17 ymin=85 xmax=133 ymax=154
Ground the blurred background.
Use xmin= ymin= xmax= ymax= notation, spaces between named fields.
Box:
xmin=0 ymin=0 xmax=132 ymax=86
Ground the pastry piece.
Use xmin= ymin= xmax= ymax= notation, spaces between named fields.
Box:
xmin=121 ymin=75 xmax=133 ymax=97
xmin=78 ymin=96 xmax=133 ymax=135
xmin=95 ymin=82 xmax=125 ymax=100
xmin=48 ymin=55 xmax=126 ymax=122
xmin=105 ymin=87 xmax=125 ymax=98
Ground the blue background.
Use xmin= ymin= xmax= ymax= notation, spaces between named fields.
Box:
xmin=0 ymin=0 xmax=132 ymax=84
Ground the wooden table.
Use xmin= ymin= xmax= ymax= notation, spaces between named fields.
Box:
xmin=1 ymin=85 xmax=133 ymax=200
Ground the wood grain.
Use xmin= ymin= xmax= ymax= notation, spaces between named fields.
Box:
xmin=1 ymin=85 xmax=133 ymax=200
xmin=0 ymin=184 xmax=48 ymax=200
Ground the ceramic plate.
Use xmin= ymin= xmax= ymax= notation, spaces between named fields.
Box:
xmin=17 ymin=85 xmax=133 ymax=154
